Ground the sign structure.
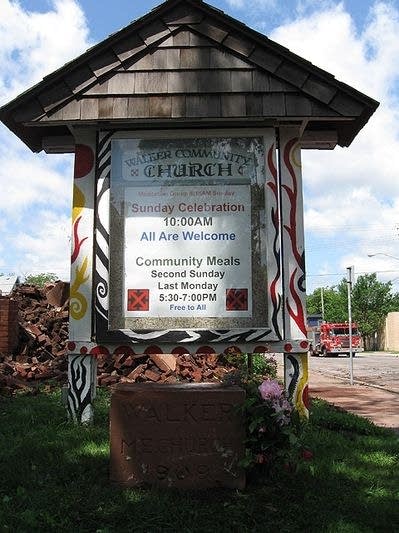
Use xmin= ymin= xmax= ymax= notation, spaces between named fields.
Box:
xmin=110 ymin=135 xmax=267 ymax=329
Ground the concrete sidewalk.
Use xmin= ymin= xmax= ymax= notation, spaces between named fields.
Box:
xmin=308 ymin=370 xmax=399 ymax=434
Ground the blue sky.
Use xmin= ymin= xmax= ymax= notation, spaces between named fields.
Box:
xmin=1 ymin=0 xmax=399 ymax=293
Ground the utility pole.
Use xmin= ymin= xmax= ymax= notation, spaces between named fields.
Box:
xmin=347 ymin=266 xmax=354 ymax=385
xmin=321 ymin=286 xmax=325 ymax=321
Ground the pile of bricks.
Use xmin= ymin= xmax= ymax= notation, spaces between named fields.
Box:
xmin=0 ymin=283 xmax=69 ymax=394
xmin=96 ymin=351 xmax=236 ymax=387
xmin=0 ymin=283 xmax=239 ymax=394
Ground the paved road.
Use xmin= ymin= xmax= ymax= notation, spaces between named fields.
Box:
xmin=276 ymin=352 xmax=399 ymax=432
xmin=308 ymin=351 xmax=399 ymax=393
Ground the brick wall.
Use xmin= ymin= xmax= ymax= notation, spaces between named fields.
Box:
xmin=0 ymin=298 xmax=19 ymax=354
xmin=384 ymin=312 xmax=399 ymax=351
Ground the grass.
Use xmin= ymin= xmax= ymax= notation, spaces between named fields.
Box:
xmin=0 ymin=388 xmax=398 ymax=532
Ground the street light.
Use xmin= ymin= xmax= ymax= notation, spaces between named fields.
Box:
xmin=347 ymin=266 xmax=354 ymax=386
xmin=368 ymin=252 xmax=399 ymax=261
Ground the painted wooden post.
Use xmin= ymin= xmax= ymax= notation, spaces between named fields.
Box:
xmin=67 ymin=130 xmax=97 ymax=423
xmin=67 ymin=354 xmax=97 ymax=423
xmin=279 ymin=126 xmax=309 ymax=418
xmin=265 ymin=131 xmax=283 ymax=341
xmin=284 ymin=352 xmax=309 ymax=419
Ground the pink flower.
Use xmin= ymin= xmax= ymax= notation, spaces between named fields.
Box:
xmin=301 ymin=449 xmax=314 ymax=461
xmin=258 ymin=379 xmax=283 ymax=401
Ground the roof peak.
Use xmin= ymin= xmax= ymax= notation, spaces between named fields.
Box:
xmin=0 ymin=0 xmax=379 ymax=152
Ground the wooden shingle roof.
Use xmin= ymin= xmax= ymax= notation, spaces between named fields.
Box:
xmin=0 ymin=0 xmax=379 ymax=153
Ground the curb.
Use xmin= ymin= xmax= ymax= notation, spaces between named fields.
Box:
xmin=312 ymin=370 xmax=399 ymax=396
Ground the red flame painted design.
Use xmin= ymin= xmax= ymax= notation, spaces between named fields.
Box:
xmin=283 ymin=138 xmax=307 ymax=337
xmin=266 ymin=144 xmax=282 ymax=336
xmin=71 ymin=215 xmax=88 ymax=264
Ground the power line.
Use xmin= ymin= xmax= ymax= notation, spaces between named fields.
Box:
xmin=307 ymin=269 xmax=399 ymax=278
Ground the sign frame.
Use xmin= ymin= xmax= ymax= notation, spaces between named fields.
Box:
xmin=94 ymin=128 xmax=283 ymax=351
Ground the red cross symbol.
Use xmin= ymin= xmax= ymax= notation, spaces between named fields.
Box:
xmin=226 ymin=289 xmax=248 ymax=311
xmin=127 ymin=289 xmax=149 ymax=311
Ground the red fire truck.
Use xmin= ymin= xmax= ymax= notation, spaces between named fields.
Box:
xmin=308 ymin=322 xmax=363 ymax=357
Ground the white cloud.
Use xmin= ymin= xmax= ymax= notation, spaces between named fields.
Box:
xmin=0 ymin=0 xmax=91 ymax=277
xmin=0 ymin=130 xmax=73 ymax=216
xmin=0 ymin=0 xmax=91 ymax=103
xmin=270 ymin=2 xmax=399 ymax=99
xmin=13 ymin=210 xmax=72 ymax=279
xmin=270 ymin=1 xmax=399 ymax=290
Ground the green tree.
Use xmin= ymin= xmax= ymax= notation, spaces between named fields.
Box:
xmin=306 ymin=283 xmax=347 ymax=322
xmin=24 ymin=273 xmax=59 ymax=288
xmin=352 ymin=273 xmax=399 ymax=341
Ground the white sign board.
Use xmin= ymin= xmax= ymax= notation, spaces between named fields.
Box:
xmin=110 ymin=135 xmax=266 ymax=326
xmin=124 ymin=184 xmax=251 ymax=317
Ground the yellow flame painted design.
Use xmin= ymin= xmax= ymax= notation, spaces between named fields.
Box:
xmin=294 ymin=353 xmax=309 ymax=419
xmin=70 ymin=182 xmax=90 ymax=321
xmin=70 ymin=254 xmax=90 ymax=321
xmin=291 ymin=141 xmax=302 ymax=169
xmin=72 ymin=185 xmax=85 ymax=222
